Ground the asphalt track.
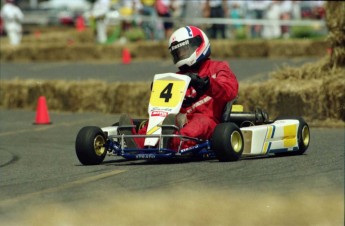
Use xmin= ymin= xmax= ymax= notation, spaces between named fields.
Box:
xmin=0 ymin=57 xmax=319 ymax=82
xmin=0 ymin=59 xmax=344 ymax=224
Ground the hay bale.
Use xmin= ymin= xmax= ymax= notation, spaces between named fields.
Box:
xmin=268 ymin=40 xmax=307 ymax=57
xmin=0 ymin=80 xmax=151 ymax=117
xmin=232 ymin=40 xmax=268 ymax=58
xmin=268 ymin=40 xmax=327 ymax=58
xmin=268 ymin=57 xmax=331 ymax=80
xmin=238 ymin=81 xmax=320 ymax=120
xmin=322 ymin=73 xmax=345 ymax=121
xmin=133 ymin=42 xmax=170 ymax=59
xmin=238 ymin=57 xmax=345 ymax=122
xmin=325 ymin=1 xmax=345 ymax=67
xmin=0 ymin=43 xmax=125 ymax=61
xmin=0 ymin=37 xmax=328 ymax=62
xmin=238 ymin=76 xmax=345 ymax=123
xmin=209 ymin=40 xmax=236 ymax=58
xmin=1 ymin=72 xmax=343 ymax=123
xmin=22 ymin=28 xmax=95 ymax=45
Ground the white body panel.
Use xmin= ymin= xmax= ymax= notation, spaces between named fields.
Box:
xmin=101 ymin=126 xmax=118 ymax=137
xmin=144 ymin=73 xmax=190 ymax=146
xmin=241 ymin=119 xmax=299 ymax=156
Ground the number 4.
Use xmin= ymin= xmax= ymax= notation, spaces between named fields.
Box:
xmin=160 ymin=83 xmax=173 ymax=102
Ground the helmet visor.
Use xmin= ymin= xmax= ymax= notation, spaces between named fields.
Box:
xmin=170 ymin=36 xmax=202 ymax=64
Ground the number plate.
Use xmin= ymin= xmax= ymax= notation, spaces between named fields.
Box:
xmin=150 ymin=80 xmax=187 ymax=108
xmin=145 ymin=73 xmax=190 ymax=147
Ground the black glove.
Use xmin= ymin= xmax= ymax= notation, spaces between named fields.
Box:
xmin=188 ymin=73 xmax=210 ymax=93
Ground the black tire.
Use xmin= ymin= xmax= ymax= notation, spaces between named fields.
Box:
xmin=212 ymin=123 xmax=244 ymax=162
xmin=274 ymin=116 xmax=310 ymax=156
xmin=75 ymin=126 xmax=107 ymax=165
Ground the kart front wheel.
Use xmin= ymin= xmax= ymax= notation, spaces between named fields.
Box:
xmin=212 ymin=123 xmax=244 ymax=162
xmin=75 ymin=126 xmax=107 ymax=165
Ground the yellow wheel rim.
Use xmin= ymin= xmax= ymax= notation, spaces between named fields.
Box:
xmin=302 ymin=126 xmax=310 ymax=147
xmin=231 ymin=131 xmax=243 ymax=153
xmin=94 ymin=135 xmax=106 ymax=156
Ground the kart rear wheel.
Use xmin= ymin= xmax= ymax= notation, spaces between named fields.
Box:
xmin=212 ymin=123 xmax=244 ymax=162
xmin=274 ymin=116 xmax=310 ymax=156
xmin=75 ymin=126 xmax=107 ymax=165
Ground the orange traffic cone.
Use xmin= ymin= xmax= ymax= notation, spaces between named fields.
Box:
xmin=34 ymin=96 xmax=51 ymax=125
xmin=122 ymin=48 xmax=131 ymax=64
xmin=327 ymin=48 xmax=333 ymax=55
xmin=34 ymin=30 xmax=41 ymax=39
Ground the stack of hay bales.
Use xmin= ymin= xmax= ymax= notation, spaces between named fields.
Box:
xmin=325 ymin=1 xmax=345 ymax=67
xmin=238 ymin=1 xmax=345 ymax=124
xmin=238 ymin=57 xmax=344 ymax=123
xmin=21 ymin=28 xmax=95 ymax=45
xmin=0 ymin=80 xmax=151 ymax=117
xmin=0 ymin=29 xmax=327 ymax=61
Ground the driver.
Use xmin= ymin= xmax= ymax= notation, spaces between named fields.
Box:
xmin=119 ymin=25 xmax=239 ymax=150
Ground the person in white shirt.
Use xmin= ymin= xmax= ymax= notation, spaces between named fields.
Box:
xmin=291 ymin=0 xmax=301 ymax=20
xmin=92 ymin=0 xmax=110 ymax=44
xmin=0 ymin=0 xmax=24 ymax=46
xmin=262 ymin=0 xmax=281 ymax=39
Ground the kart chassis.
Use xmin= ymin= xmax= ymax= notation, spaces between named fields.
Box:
xmin=103 ymin=124 xmax=214 ymax=161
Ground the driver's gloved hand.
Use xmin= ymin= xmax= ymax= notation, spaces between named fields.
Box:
xmin=188 ymin=73 xmax=210 ymax=93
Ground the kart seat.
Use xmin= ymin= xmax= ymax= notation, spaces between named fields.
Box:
xmin=221 ymin=98 xmax=238 ymax=123
xmin=221 ymin=97 xmax=269 ymax=126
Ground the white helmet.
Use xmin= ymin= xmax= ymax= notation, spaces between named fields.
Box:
xmin=168 ymin=26 xmax=211 ymax=69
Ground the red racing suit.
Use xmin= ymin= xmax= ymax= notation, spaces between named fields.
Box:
xmin=137 ymin=58 xmax=239 ymax=150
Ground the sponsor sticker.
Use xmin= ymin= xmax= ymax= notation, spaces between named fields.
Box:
xmin=151 ymin=111 xmax=168 ymax=117
xmin=136 ymin=154 xmax=156 ymax=159
xmin=171 ymin=40 xmax=189 ymax=51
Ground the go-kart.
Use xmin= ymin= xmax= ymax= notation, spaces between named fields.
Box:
xmin=75 ymin=73 xmax=310 ymax=165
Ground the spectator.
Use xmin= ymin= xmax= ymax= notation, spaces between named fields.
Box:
xmin=0 ymin=17 xmax=4 ymax=36
xmin=119 ymin=0 xmax=142 ymax=33
xmin=262 ymin=0 xmax=281 ymax=39
xmin=228 ymin=1 xmax=244 ymax=39
xmin=171 ymin=0 xmax=185 ymax=19
xmin=280 ymin=0 xmax=293 ymax=39
xmin=291 ymin=0 xmax=301 ymax=20
xmin=203 ymin=0 xmax=228 ymax=39
xmin=300 ymin=0 xmax=325 ymax=19
xmin=0 ymin=0 xmax=24 ymax=46
xmin=311 ymin=0 xmax=325 ymax=19
xmin=246 ymin=0 xmax=270 ymax=38
xmin=182 ymin=0 xmax=207 ymax=31
xmin=155 ymin=0 xmax=174 ymax=39
xmin=92 ymin=0 xmax=110 ymax=44
xmin=182 ymin=0 xmax=204 ymax=20
xmin=140 ymin=0 xmax=161 ymax=40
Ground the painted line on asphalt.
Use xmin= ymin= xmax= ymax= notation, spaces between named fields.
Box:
xmin=0 ymin=170 xmax=125 ymax=207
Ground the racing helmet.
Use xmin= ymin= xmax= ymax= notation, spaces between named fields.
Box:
xmin=168 ymin=26 xmax=211 ymax=69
